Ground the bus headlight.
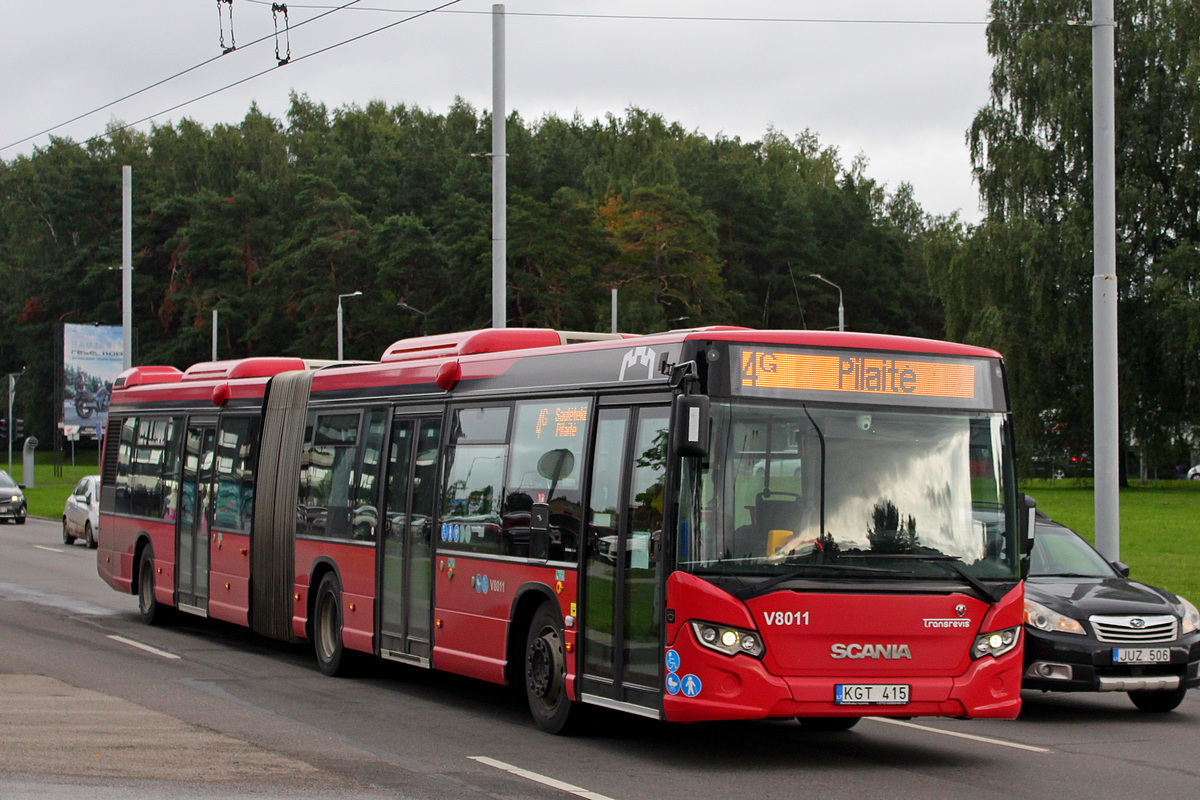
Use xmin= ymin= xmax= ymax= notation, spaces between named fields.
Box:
xmin=691 ymin=621 xmax=765 ymax=658
xmin=972 ymin=626 xmax=1020 ymax=659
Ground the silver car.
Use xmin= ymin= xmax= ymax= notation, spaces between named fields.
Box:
xmin=62 ymin=474 xmax=100 ymax=548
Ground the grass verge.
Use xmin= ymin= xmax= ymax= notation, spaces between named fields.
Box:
xmin=1022 ymin=479 xmax=1200 ymax=602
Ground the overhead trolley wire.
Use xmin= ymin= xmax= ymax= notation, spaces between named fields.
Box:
xmin=5 ymin=1 xmax=1033 ymax=157
xmin=64 ymin=0 xmax=462 ymax=153
xmin=245 ymin=2 xmax=995 ymax=27
xmin=0 ymin=0 xmax=371 ymax=154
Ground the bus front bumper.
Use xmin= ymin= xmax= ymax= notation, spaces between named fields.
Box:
xmin=661 ymin=637 xmax=1022 ymax=723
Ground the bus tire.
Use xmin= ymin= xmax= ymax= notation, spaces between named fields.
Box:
xmin=314 ymin=573 xmax=352 ymax=677
xmin=797 ymin=716 xmax=860 ymax=732
xmin=524 ymin=603 xmax=575 ymax=734
xmin=1128 ymin=687 xmax=1187 ymax=713
xmin=137 ymin=546 xmax=172 ymax=626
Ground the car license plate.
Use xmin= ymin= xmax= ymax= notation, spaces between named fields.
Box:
xmin=835 ymin=684 xmax=909 ymax=705
xmin=1113 ymin=648 xmax=1171 ymax=664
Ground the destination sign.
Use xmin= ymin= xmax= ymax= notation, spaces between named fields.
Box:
xmin=533 ymin=403 xmax=589 ymax=439
xmin=736 ymin=348 xmax=988 ymax=406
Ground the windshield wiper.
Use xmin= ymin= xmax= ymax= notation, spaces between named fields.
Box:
xmin=868 ymin=554 xmax=1004 ymax=602
xmin=733 ymin=562 xmax=903 ymax=600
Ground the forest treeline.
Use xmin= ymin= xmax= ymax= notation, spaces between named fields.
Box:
xmin=4 ymin=1 xmax=1200 ymax=478
xmin=0 ymin=96 xmax=944 ymax=452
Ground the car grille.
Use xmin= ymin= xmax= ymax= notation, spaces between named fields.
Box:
xmin=1089 ymin=614 xmax=1177 ymax=643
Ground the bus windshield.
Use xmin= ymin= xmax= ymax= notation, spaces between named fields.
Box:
xmin=677 ymin=401 xmax=1020 ymax=588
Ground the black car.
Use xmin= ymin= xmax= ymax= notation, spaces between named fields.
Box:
xmin=0 ymin=470 xmax=27 ymax=524
xmin=1023 ymin=511 xmax=1200 ymax=711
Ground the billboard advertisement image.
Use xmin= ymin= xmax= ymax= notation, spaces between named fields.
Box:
xmin=62 ymin=324 xmax=124 ymax=438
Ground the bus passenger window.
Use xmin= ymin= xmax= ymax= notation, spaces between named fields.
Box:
xmin=114 ymin=417 xmax=137 ymax=515
xmin=214 ymin=416 xmax=259 ymax=533
xmin=351 ymin=409 xmax=387 ymax=540
xmin=441 ymin=444 xmax=507 ymax=555
xmin=503 ymin=398 xmax=590 ymax=560
xmin=301 ymin=413 xmax=360 ymax=540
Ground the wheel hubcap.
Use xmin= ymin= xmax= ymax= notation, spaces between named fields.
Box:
xmin=318 ymin=595 xmax=338 ymax=659
xmin=139 ymin=565 xmax=152 ymax=612
xmin=528 ymin=637 xmax=552 ymax=697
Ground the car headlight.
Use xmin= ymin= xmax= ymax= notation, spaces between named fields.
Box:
xmin=972 ymin=625 xmax=1021 ymax=659
xmin=1024 ymin=598 xmax=1085 ymax=635
xmin=690 ymin=621 xmax=765 ymax=658
xmin=1179 ymin=597 xmax=1200 ymax=635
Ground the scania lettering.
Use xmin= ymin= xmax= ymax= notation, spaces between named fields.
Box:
xmin=830 ymin=643 xmax=914 ymax=660
xmin=97 ymin=326 xmax=1027 ymax=735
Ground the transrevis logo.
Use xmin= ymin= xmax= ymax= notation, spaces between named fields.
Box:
xmin=619 ymin=346 xmax=656 ymax=381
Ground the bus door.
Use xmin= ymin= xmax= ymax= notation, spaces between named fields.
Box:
xmin=176 ymin=421 xmax=217 ymax=615
xmin=378 ymin=413 xmax=442 ymax=666
xmin=580 ymin=404 xmax=670 ymax=716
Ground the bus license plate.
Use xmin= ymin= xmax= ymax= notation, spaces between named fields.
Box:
xmin=1113 ymin=648 xmax=1170 ymax=664
xmin=835 ymin=684 xmax=909 ymax=705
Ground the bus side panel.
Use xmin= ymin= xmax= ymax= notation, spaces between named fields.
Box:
xmin=294 ymin=539 xmax=377 ymax=654
xmin=97 ymin=510 xmax=131 ymax=592
xmin=147 ymin=520 xmax=178 ymax=609
xmin=208 ymin=530 xmax=251 ymax=626
xmin=431 ymin=557 xmax=576 ymax=685
xmin=99 ymin=515 xmax=177 ymax=601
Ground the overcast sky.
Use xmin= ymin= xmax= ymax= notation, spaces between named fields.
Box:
xmin=3 ymin=1 xmax=997 ymax=222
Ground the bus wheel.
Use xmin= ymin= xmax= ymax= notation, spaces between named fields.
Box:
xmin=797 ymin=716 xmax=860 ymax=732
xmin=524 ymin=604 xmax=574 ymax=734
xmin=137 ymin=546 xmax=171 ymax=626
xmin=1128 ymin=687 xmax=1187 ymax=713
xmin=314 ymin=573 xmax=351 ymax=677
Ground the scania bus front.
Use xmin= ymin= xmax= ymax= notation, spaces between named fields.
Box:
xmin=667 ymin=338 xmax=1025 ymax=726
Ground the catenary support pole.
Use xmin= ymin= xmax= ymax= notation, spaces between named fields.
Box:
xmin=491 ymin=4 xmax=507 ymax=329
xmin=1092 ymin=0 xmax=1119 ymax=560
xmin=122 ymin=166 xmax=132 ymax=371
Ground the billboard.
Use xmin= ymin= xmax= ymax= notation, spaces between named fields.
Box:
xmin=62 ymin=324 xmax=124 ymax=438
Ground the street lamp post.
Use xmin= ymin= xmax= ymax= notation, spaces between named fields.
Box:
xmin=336 ymin=291 xmax=363 ymax=360
xmin=397 ymin=300 xmax=429 ymax=335
xmin=809 ymin=273 xmax=844 ymax=332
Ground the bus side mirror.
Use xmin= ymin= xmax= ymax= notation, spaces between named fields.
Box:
xmin=1019 ymin=493 xmax=1036 ymax=578
xmin=673 ymin=394 xmax=709 ymax=459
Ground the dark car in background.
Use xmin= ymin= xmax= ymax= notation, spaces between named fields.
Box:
xmin=0 ymin=470 xmax=27 ymax=525
xmin=1023 ymin=511 xmax=1200 ymax=712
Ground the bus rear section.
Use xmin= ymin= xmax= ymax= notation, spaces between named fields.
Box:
xmin=665 ymin=339 xmax=1026 ymax=724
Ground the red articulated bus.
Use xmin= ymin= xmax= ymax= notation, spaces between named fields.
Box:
xmin=98 ymin=326 xmax=1029 ymax=732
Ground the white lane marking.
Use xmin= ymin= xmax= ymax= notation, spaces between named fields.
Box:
xmin=32 ymin=545 xmax=64 ymax=553
xmin=471 ymin=756 xmax=618 ymax=800
xmin=107 ymin=635 xmax=181 ymax=660
xmin=868 ymin=716 xmax=1050 ymax=753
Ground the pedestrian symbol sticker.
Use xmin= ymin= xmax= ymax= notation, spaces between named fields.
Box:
xmin=666 ymin=673 xmax=681 ymax=695
xmin=681 ymin=674 xmax=702 ymax=698
xmin=665 ymin=649 xmax=680 ymax=673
